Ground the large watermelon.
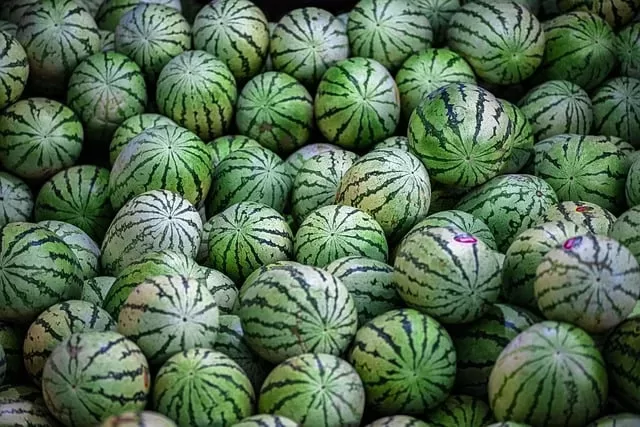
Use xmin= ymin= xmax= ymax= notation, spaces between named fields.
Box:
xmin=592 ymin=77 xmax=640 ymax=147
xmin=603 ymin=316 xmax=640 ymax=412
xmin=616 ymin=22 xmax=640 ymax=79
xmin=109 ymin=113 xmax=177 ymax=166
xmin=0 ymin=30 xmax=27 ymax=110
xmin=0 ymin=172 xmax=33 ymax=227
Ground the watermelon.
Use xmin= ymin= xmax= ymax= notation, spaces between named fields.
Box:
xmin=0 ymin=20 xmax=18 ymax=37
xmin=38 ymin=220 xmax=100 ymax=280
xmin=336 ymin=148 xmax=431 ymax=242
xmin=395 ymin=226 xmax=502 ymax=324
xmin=349 ymin=308 xmax=456 ymax=415
xmin=207 ymin=135 xmax=262 ymax=170
xmin=42 ymin=332 xmax=149 ymax=426
xmin=205 ymin=201 xmax=293 ymax=284
xmin=373 ymin=136 xmax=410 ymax=151
xmin=541 ymin=200 xmax=616 ymax=235
xmin=315 ymin=57 xmax=401 ymax=150
xmin=237 ymin=263 xmax=357 ymax=363
xmin=96 ymin=0 xmax=182 ymax=31
xmin=23 ymin=300 xmax=116 ymax=384
xmin=0 ymin=0 xmax=38 ymax=24
xmin=537 ymin=11 xmax=615 ymax=90
xmin=0 ymin=322 xmax=25 ymax=384
xmin=100 ymin=30 xmax=115 ymax=51
xmin=152 ymin=348 xmax=254 ymax=426
xmin=429 ymin=183 xmax=470 ymax=214
xmin=0 ymin=98 xmax=83 ymax=181
xmin=447 ymin=1 xmax=544 ymax=85
xmin=193 ymin=0 xmax=269 ymax=81
xmin=294 ymin=205 xmax=388 ymax=267
xmin=81 ymin=276 xmax=116 ymax=307
xmin=617 ymin=22 xmax=640 ymax=79
xmin=233 ymin=415 xmax=299 ymax=427
xmin=100 ymin=190 xmax=202 ymax=276
xmin=67 ymin=52 xmax=147 ymax=147
xmin=270 ymin=7 xmax=349 ymax=87
xmin=592 ymin=77 xmax=640 ymax=147
xmin=627 ymin=157 xmax=640 ymax=206
xmin=365 ymin=416 xmax=431 ymax=427
xmin=118 ymin=274 xmax=219 ymax=365
xmin=587 ymin=414 xmax=640 ymax=427
xmin=0 ymin=172 xmax=33 ymax=227
xmin=155 ymin=50 xmax=237 ymax=141
xmin=0 ymin=31 xmax=27 ymax=110
xmin=547 ymin=0 xmax=640 ymax=28
xmin=395 ymin=48 xmax=476 ymax=122
xmin=408 ymin=83 xmax=512 ymax=188
xmin=604 ymin=316 xmax=640 ymax=411
xmin=236 ymin=260 xmax=302 ymax=304
xmin=424 ymin=395 xmax=493 ymax=427
xmin=347 ymin=0 xmax=433 ymax=72
xmin=0 ymin=399 xmax=59 ymax=426
xmin=409 ymin=0 xmax=460 ymax=45
xmin=99 ymin=411 xmax=177 ymax=427
xmin=285 ymin=143 xmax=341 ymax=179
xmin=109 ymin=114 xmax=177 ymax=166
xmin=34 ymin=165 xmax=113 ymax=242
xmin=611 ymin=206 xmax=640 ymax=262
xmin=259 ymin=353 xmax=365 ymax=427
xmin=500 ymin=99 xmax=535 ymax=174
xmin=0 ymin=385 xmax=43 ymax=404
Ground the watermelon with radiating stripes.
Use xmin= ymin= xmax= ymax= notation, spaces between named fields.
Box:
xmin=409 ymin=0 xmax=460 ymax=45
xmin=424 ymin=395 xmax=494 ymax=427
xmin=81 ymin=276 xmax=116 ymax=307
xmin=0 ymin=172 xmax=32 ymax=227
xmin=541 ymin=200 xmax=617 ymax=235
xmin=99 ymin=411 xmax=177 ymax=427
xmin=285 ymin=143 xmax=341 ymax=180
xmin=0 ymin=31 xmax=27 ymax=109
xmin=207 ymin=135 xmax=262 ymax=170
xmin=373 ymin=136 xmax=410 ymax=152
xmin=617 ymin=22 xmax=640 ymax=79
xmin=604 ymin=316 xmax=640 ymax=412
xmin=109 ymin=114 xmax=177 ymax=166
xmin=96 ymin=0 xmax=182 ymax=31
xmin=592 ymin=77 xmax=640 ymax=147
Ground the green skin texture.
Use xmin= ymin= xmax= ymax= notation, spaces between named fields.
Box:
xmin=99 ymin=411 xmax=177 ymax=427
xmin=365 ymin=416 xmax=431 ymax=427
xmin=489 ymin=321 xmax=607 ymax=427
xmin=259 ymin=353 xmax=365 ymax=427
xmin=118 ymin=275 xmax=219 ymax=366
xmin=429 ymin=183 xmax=469 ymax=214
xmin=156 ymin=50 xmax=237 ymax=142
xmin=408 ymin=83 xmax=512 ymax=188
xmin=81 ymin=276 xmax=116 ymax=307
xmin=374 ymin=136 xmax=409 ymax=151
xmin=285 ymin=143 xmax=340 ymax=179
xmin=0 ymin=385 xmax=44 ymax=403
xmin=611 ymin=206 xmax=640 ymax=270
xmin=152 ymin=348 xmax=254 ymax=427
xmin=0 ymin=400 xmax=60 ymax=426
xmin=500 ymin=99 xmax=534 ymax=174
xmin=348 ymin=0 xmax=433 ymax=72
xmin=0 ymin=172 xmax=32 ymax=227
xmin=518 ymin=80 xmax=593 ymax=141
xmin=115 ymin=4 xmax=191 ymax=82
xmin=233 ymin=415 xmax=299 ymax=427
xmin=0 ymin=345 xmax=5 ymax=385
xmin=587 ymin=414 xmax=640 ymax=427
xmin=96 ymin=0 xmax=182 ymax=32
xmin=23 ymin=300 xmax=116 ymax=384
xmin=396 ymin=48 xmax=475 ymax=121
xmin=0 ymin=222 xmax=82 ymax=323
xmin=237 ymin=263 xmax=357 ymax=363
xmin=193 ymin=0 xmax=269 ymax=81
xmin=627 ymin=157 xmax=640 ymax=206
xmin=0 ymin=0 xmax=39 ymax=24
xmin=294 ymin=205 xmax=388 ymax=268
xmin=592 ymin=77 xmax=640 ymax=147
xmin=0 ymin=98 xmax=83 ymax=181
xmin=541 ymin=200 xmax=616 ymax=235
xmin=236 ymin=71 xmax=313 ymax=155
xmin=206 ymin=201 xmax=293 ymax=284
xmin=349 ymin=308 xmax=456 ymax=415
xmin=409 ymin=0 xmax=460 ymax=45
xmin=553 ymin=0 xmax=639 ymax=28
xmin=42 ymin=332 xmax=149 ymax=427
xmin=336 ymin=148 xmax=431 ymax=243
xmin=207 ymin=135 xmax=261 ymax=170
xmin=34 ymin=165 xmax=114 ymax=242
xmin=109 ymin=125 xmax=213 ymax=210
xmin=109 ymin=113 xmax=176 ymax=166
xmin=425 ymin=395 xmax=494 ymax=426
xmin=394 ymin=226 xmax=502 ymax=324
xmin=0 ymin=322 xmax=25 ymax=384
xmin=236 ymin=260 xmax=301 ymax=304
xmin=447 ymin=1 xmax=545 ymax=85
xmin=604 ymin=317 xmax=640 ymax=412
xmin=315 ymin=57 xmax=400 ymax=150
xmin=100 ymin=30 xmax=115 ymax=52
xmin=67 ymin=52 xmax=147 ymax=147
xmin=0 ymin=20 xmax=19 ymax=37
xmin=617 ymin=23 xmax=640 ymax=79
xmin=502 ymin=220 xmax=588 ymax=310
xmin=0 ymin=31 xmax=27 ymax=110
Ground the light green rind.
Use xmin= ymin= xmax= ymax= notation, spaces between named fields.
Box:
xmin=207 ymin=135 xmax=262 ymax=170
xmin=109 ymin=114 xmax=177 ymax=166
xmin=611 ymin=206 xmax=640 ymax=263
xmin=541 ymin=200 xmax=617 ymax=235
xmin=627 ymin=157 xmax=640 ymax=206
xmin=285 ymin=143 xmax=341 ymax=180
xmin=96 ymin=0 xmax=182 ymax=32
xmin=500 ymin=99 xmax=534 ymax=174
xmin=0 ymin=399 xmax=59 ymax=426
xmin=424 ymin=395 xmax=494 ymax=427
xmin=233 ymin=415 xmax=299 ymax=427
xmin=99 ymin=411 xmax=177 ymax=427
xmin=0 ymin=172 xmax=32 ymax=227
xmin=409 ymin=0 xmax=460 ymax=45
xmin=603 ymin=316 xmax=640 ymax=412
xmin=587 ymin=414 xmax=640 ymax=427
xmin=81 ymin=276 xmax=116 ymax=307
xmin=617 ymin=23 xmax=640 ymax=79
xmin=0 ymin=31 xmax=28 ymax=110
xmin=373 ymin=136 xmax=410 ymax=152
xmin=100 ymin=30 xmax=115 ymax=51
xmin=38 ymin=220 xmax=100 ymax=280
xmin=365 ymin=416 xmax=431 ymax=427
xmin=592 ymin=77 xmax=640 ymax=147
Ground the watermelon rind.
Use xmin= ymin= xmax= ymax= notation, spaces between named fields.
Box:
xmin=627 ymin=156 xmax=640 ymax=206
xmin=0 ymin=172 xmax=33 ymax=227
xmin=233 ymin=415 xmax=299 ymax=427
xmin=206 ymin=135 xmax=262 ymax=171
xmin=616 ymin=22 xmax=640 ymax=79
xmin=0 ymin=399 xmax=60 ymax=426
xmin=611 ymin=205 xmax=640 ymax=263
xmin=96 ymin=0 xmax=182 ymax=32
xmin=0 ymin=30 xmax=28 ymax=110
xmin=603 ymin=316 xmax=640 ymax=412
xmin=0 ymin=20 xmax=18 ymax=37
xmin=285 ymin=143 xmax=341 ymax=180
xmin=592 ymin=76 xmax=640 ymax=147
xmin=424 ymin=394 xmax=494 ymax=427
xmin=100 ymin=29 xmax=115 ymax=51
xmin=587 ymin=413 xmax=640 ymax=427
xmin=365 ymin=416 xmax=431 ymax=427
xmin=409 ymin=0 xmax=460 ymax=45
xmin=109 ymin=113 xmax=177 ymax=166
xmin=540 ymin=200 xmax=617 ymax=235
xmin=99 ymin=411 xmax=177 ymax=427
xmin=80 ymin=276 xmax=116 ymax=307
xmin=373 ymin=136 xmax=410 ymax=152
xmin=499 ymin=99 xmax=535 ymax=174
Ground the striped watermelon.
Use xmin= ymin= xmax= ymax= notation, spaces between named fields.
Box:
xmin=0 ymin=31 xmax=27 ymax=109
xmin=374 ymin=136 xmax=410 ymax=151
xmin=604 ymin=316 xmax=640 ymax=411
xmin=587 ymin=414 xmax=640 ymax=426
xmin=99 ymin=411 xmax=177 ymax=427
xmin=496 ymin=0 xmax=541 ymax=14
xmin=490 ymin=321 xmax=607 ymax=426
xmin=42 ymin=332 xmax=149 ymax=426
xmin=34 ymin=165 xmax=113 ymax=242
xmin=628 ymin=158 xmax=640 ymax=206
xmin=409 ymin=0 xmax=460 ymax=45
xmin=366 ymin=416 xmax=431 ymax=427
xmin=548 ymin=0 xmax=639 ymax=28
xmin=447 ymin=1 xmax=544 ymax=84
xmin=81 ymin=276 xmax=116 ymax=307
xmin=237 ymin=263 xmax=357 ymax=363
xmin=100 ymin=30 xmax=115 ymax=51
xmin=259 ymin=353 xmax=365 ymax=427
xmin=349 ymin=308 xmax=456 ymax=415
xmin=207 ymin=135 xmax=262 ymax=170
xmin=0 ymin=172 xmax=33 ymax=227
xmin=205 ymin=201 xmax=293 ymax=284
xmin=100 ymin=190 xmax=202 ymax=276
xmin=0 ymin=322 xmax=25 ymax=384
xmin=617 ymin=23 xmax=640 ymax=79
xmin=67 ymin=52 xmax=147 ymax=147
xmin=197 ymin=266 xmax=238 ymax=314
xmin=155 ymin=50 xmax=237 ymax=141
xmin=424 ymin=395 xmax=493 ymax=427
xmin=347 ymin=0 xmax=433 ymax=72
xmin=193 ymin=0 xmax=269 ymax=81
xmin=0 ymin=385 xmax=43 ymax=403
xmin=285 ymin=143 xmax=341 ymax=180
xmin=396 ymin=48 xmax=476 ymax=122
xmin=206 ymin=146 xmax=292 ymax=215
xmin=270 ymin=7 xmax=349 ymax=87
xmin=611 ymin=206 xmax=640 ymax=262
xmin=38 ymin=220 xmax=100 ymax=280
xmin=236 ymin=71 xmax=313 ymax=155
xmin=76 ymin=0 xmax=103 ymax=17
xmin=152 ymin=348 xmax=254 ymax=426
xmin=502 ymin=220 xmax=588 ymax=310
xmin=500 ymin=99 xmax=535 ymax=174
xmin=408 ymin=83 xmax=512 ymax=188
xmin=537 ymin=11 xmax=615 ymax=90
xmin=236 ymin=260 xmax=301 ymax=304
xmin=395 ymin=226 xmax=502 ymax=324
xmin=315 ymin=58 xmax=400 ymax=150
xmin=0 ymin=0 xmax=38 ymax=24
xmin=336 ymin=148 xmax=431 ymax=242
xmin=118 ymin=275 xmax=219 ymax=365
xmin=592 ymin=77 xmax=640 ymax=147
xmin=234 ymin=415 xmax=299 ymax=427
xmin=96 ymin=0 xmax=182 ymax=31
xmin=0 ymin=222 xmax=82 ymax=323
xmin=109 ymin=114 xmax=177 ymax=166
xmin=0 ymin=20 xmax=18 ymax=37
xmin=0 ymin=399 xmax=59 ymax=426
xmin=294 ymin=205 xmax=388 ymax=267
xmin=518 ymin=80 xmax=593 ymax=141
xmin=23 ymin=300 xmax=116 ymax=384
xmin=0 ymin=98 xmax=83 ymax=181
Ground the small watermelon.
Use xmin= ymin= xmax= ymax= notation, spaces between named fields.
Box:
xmin=616 ymin=22 xmax=640 ymax=79
xmin=99 ymin=411 xmax=177 ymax=427
xmin=604 ymin=316 xmax=640 ymax=412
xmin=285 ymin=143 xmax=341 ymax=179
xmin=500 ymin=99 xmax=535 ymax=174
xmin=0 ymin=172 xmax=33 ymax=227
xmin=81 ymin=276 xmax=116 ymax=307
xmin=373 ymin=136 xmax=410 ymax=152
xmin=424 ymin=395 xmax=494 ymax=427
xmin=409 ymin=0 xmax=460 ymax=45
xmin=365 ymin=416 xmax=431 ymax=427
xmin=109 ymin=113 xmax=177 ymax=166
xmin=592 ymin=77 xmax=640 ymax=147
xmin=0 ymin=31 xmax=27 ymax=110
xmin=540 ymin=200 xmax=617 ymax=235
xmin=207 ymin=135 xmax=262 ymax=169
xmin=96 ymin=0 xmax=182 ymax=31
xmin=233 ymin=415 xmax=299 ymax=427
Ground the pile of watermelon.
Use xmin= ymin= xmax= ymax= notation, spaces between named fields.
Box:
xmin=2 ymin=0 xmax=640 ymax=425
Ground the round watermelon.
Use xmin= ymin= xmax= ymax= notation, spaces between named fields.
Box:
xmin=365 ymin=416 xmax=431 ymax=427
xmin=616 ymin=22 xmax=640 ymax=79
xmin=592 ymin=77 xmax=640 ymax=147
xmin=96 ymin=0 xmax=182 ymax=31
xmin=627 ymin=157 xmax=640 ymax=206
xmin=541 ymin=200 xmax=617 ymax=235
xmin=424 ymin=395 xmax=494 ymax=426
xmin=611 ymin=205 xmax=640 ymax=262
xmin=0 ymin=31 xmax=27 ymax=109
xmin=285 ymin=143 xmax=341 ymax=180
xmin=409 ymin=0 xmax=460 ymax=45
xmin=0 ymin=0 xmax=38 ymax=24
xmin=499 ymin=99 xmax=535 ymax=174
xmin=0 ymin=172 xmax=33 ymax=227
xmin=373 ymin=136 xmax=410 ymax=151
xmin=109 ymin=113 xmax=177 ymax=166
xmin=604 ymin=316 xmax=640 ymax=412
xmin=38 ymin=220 xmax=100 ymax=280
xmin=99 ymin=411 xmax=177 ymax=427
xmin=207 ymin=135 xmax=262 ymax=170
xmin=233 ymin=415 xmax=299 ymax=427
xmin=81 ymin=276 xmax=116 ymax=307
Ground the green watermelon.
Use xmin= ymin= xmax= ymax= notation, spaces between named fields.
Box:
xmin=100 ymin=190 xmax=202 ymax=276
xmin=196 ymin=266 xmax=238 ymax=314
xmin=270 ymin=7 xmax=349 ymax=87
xmin=592 ymin=77 xmax=640 ymax=147
xmin=409 ymin=0 xmax=460 ymax=45
xmin=236 ymin=260 xmax=302 ymax=304
xmin=81 ymin=276 xmax=116 ymax=307
xmin=627 ymin=157 xmax=640 ymax=206
xmin=0 ymin=20 xmax=18 ymax=37
xmin=193 ymin=0 xmax=269 ymax=81
xmin=38 ymin=220 xmax=100 ymax=280
xmin=424 ymin=395 xmax=494 ymax=427
xmin=604 ymin=316 xmax=640 ymax=411
xmin=349 ymin=308 xmax=456 ymax=415
xmin=373 ymin=136 xmax=410 ymax=152
xmin=0 ymin=31 xmax=27 ymax=109
xmin=336 ymin=148 xmax=431 ymax=242
xmin=315 ymin=57 xmax=401 ymax=150
xmin=237 ymin=263 xmax=357 ymax=363
xmin=547 ymin=0 xmax=639 ymax=28
xmin=156 ymin=50 xmax=237 ymax=141
xmin=259 ymin=353 xmax=365 ymax=427
xmin=0 ymin=98 xmax=83 ymax=181
xmin=347 ymin=0 xmax=433 ymax=72
xmin=99 ymin=411 xmax=177 ymax=427
xmin=0 ymin=0 xmax=38 ymax=24
xmin=365 ymin=416 xmax=431 ymax=427
xmin=42 ymin=332 xmax=149 ymax=426
xmin=96 ymin=0 xmax=182 ymax=31
xmin=285 ymin=143 xmax=341 ymax=180
xmin=233 ymin=415 xmax=299 ymax=427
xmin=0 ymin=385 xmax=43 ymax=404
xmin=0 ymin=399 xmax=59 ymax=426
xmin=447 ymin=1 xmax=544 ymax=84
xmin=500 ymin=99 xmax=535 ymax=174
xmin=23 ymin=300 xmax=116 ymax=384
xmin=408 ymin=83 xmax=512 ymax=188
xmin=109 ymin=113 xmax=177 ymax=166
xmin=207 ymin=135 xmax=262 ymax=170
xmin=541 ymin=200 xmax=616 ymax=234
xmin=100 ymin=29 xmax=115 ymax=51
xmin=611 ymin=205 xmax=640 ymax=262
xmin=587 ymin=414 xmax=640 ymax=427
xmin=0 ymin=172 xmax=33 ymax=227
xmin=617 ymin=22 xmax=640 ymax=79
xmin=0 ymin=322 xmax=25 ymax=384
xmin=152 ymin=348 xmax=254 ymax=426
